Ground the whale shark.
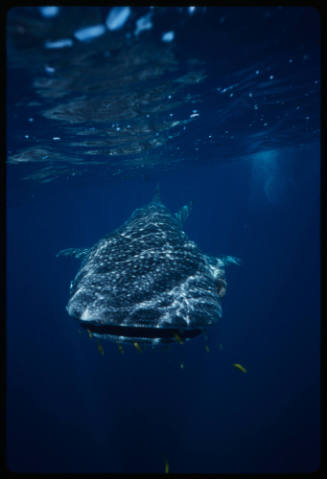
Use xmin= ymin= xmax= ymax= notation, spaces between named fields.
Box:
xmin=57 ymin=192 xmax=239 ymax=344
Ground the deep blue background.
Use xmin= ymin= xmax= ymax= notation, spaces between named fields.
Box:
xmin=6 ymin=6 xmax=320 ymax=474
xmin=6 ymin=146 xmax=320 ymax=473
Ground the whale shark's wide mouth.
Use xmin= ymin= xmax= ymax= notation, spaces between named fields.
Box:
xmin=79 ymin=320 xmax=203 ymax=343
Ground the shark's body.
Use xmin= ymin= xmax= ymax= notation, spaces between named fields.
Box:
xmin=58 ymin=195 xmax=239 ymax=343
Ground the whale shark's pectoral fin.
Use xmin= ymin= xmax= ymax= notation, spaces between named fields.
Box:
xmin=56 ymin=247 xmax=90 ymax=259
xmin=175 ymin=201 xmax=192 ymax=224
xmin=220 ymin=255 xmax=241 ymax=266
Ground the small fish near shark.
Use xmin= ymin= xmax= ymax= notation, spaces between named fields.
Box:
xmin=57 ymin=191 xmax=240 ymax=344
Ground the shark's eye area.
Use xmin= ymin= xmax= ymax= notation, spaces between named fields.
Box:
xmin=216 ymin=278 xmax=227 ymax=298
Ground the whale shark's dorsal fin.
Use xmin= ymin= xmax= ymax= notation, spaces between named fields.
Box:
xmin=175 ymin=201 xmax=192 ymax=224
xmin=56 ymin=247 xmax=90 ymax=260
xmin=152 ymin=184 xmax=161 ymax=203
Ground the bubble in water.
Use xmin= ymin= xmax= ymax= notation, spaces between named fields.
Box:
xmin=106 ymin=7 xmax=131 ymax=31
xmin=39 ymin=6 xmax=59 ymax=18
xmin=162 ymin=31 xmax=175 ymax=43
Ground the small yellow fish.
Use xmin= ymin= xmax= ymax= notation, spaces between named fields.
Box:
xmin=78 ymin=329 xmax=82 ymax=335
xmin=218 ymin=343 xmax=223 ymax=351
xmin=173 ymin=332 xmax=183 ymax=344
xmin=164 ymin=459 xmax=169 ymax=474
xmin=233 ymin=363 xmax=247 ymax=374
xmin=180 ymin=362 xmax=184 ymax=369
xmin=117 ymin=343 xmax=124 ymax=355
xmin=87 ymin=329 xmax=93 ymax=339
xmin=204 ymin=345 xmax=210 ymax=353
xmin=133 ymin=341 xmax=142 ymax=353
xmin=97 ymin=342 xmax=104 ymax=356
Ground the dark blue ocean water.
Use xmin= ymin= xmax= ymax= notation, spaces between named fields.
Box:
xmin=6 ymin=6 xmax=320 ymax=474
